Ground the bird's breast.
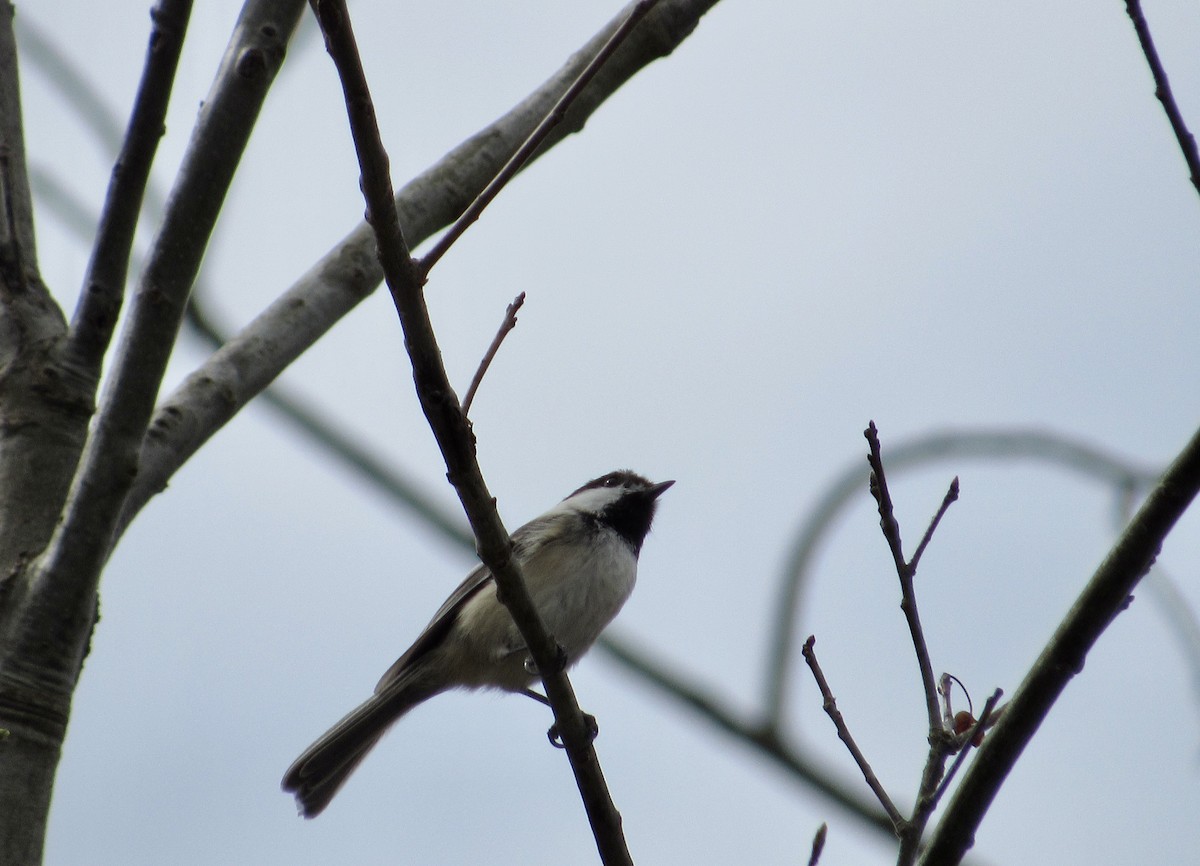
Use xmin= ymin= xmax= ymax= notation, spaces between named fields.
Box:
xmin=522 ymin=530 xmax=637 ymax=659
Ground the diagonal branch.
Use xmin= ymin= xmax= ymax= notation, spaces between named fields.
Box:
xmin=461 ymin=291 xmax=525 ymax=416
xmin=920 ymin=422 xmax=1200 ymax=866
xmin=66 ymin=0 xmax=193 ymax=379
xmin=597 ymin=633 xmax=898 ymax=840
xmin=1124 ymin=0 xmax=1200 ymax=199
xmin=909 ymin=477 xmax=959 ymax=574
xmin=418 ymin=0 xmax=659 ymax=274
xmin=929 ymin=688 xmax=1003 ymax=806
xmin=117 ymin=0 xmax=722 ymax=538
xmin=802 ymin=636 xmax=904 ymax=828
xmin=311 ymin=2 xmax=645 ymax=862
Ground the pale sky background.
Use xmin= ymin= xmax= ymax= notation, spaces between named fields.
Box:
xmin=14 ymin=1 xmax=1200 ymax=864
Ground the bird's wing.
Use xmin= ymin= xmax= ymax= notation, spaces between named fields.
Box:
xmin=372 ymin=514 xmax=566 ymax=693
xmin=373 ymin=561 xmax=493 ymax=693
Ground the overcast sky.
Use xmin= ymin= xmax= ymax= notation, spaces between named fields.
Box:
xmin=16 ymin=1 xmax=1200 ymax=864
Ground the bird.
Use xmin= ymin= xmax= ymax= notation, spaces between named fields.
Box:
xmin=282 ymin=469 xmax=673 ymax=818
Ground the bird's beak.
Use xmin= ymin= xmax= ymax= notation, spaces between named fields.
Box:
xmin=648 ymin=479 xmax=675 ymax=499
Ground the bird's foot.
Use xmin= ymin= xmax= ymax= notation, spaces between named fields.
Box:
xmin=547 ymin=713 xmax=598 ymax=749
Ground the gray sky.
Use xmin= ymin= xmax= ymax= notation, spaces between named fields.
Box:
xmin=18 ymin=1 xmax=1200 ymax=864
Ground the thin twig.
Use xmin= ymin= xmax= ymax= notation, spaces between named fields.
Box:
xmin=310 ymin=2 xmax=633 ymax=862
xmin=909 ymin=477 xmax=959 ymax=573
xmin=802 ymin=636 xmax=904 ymax=829
xmin=930 ymin=689 xmax=1003 ymax=807
xmin=603 ymin=632 xmax=985 ymax=863
xmin=865 ymin=422 xmax=942 ymax=735
xmin=807 ymin=823 xmax=828 ymax=866
xmin=597 ymin=633 xmax=898 ymax=840
xmin=417 ymin=0 xmax=660 ymax=274
xmin=1124 ymin=0 xmax=1200 ymax=199
xmin=461 ymin=291 xmax=525 ymax=416
xmin=921 ymin=422 xmax=1200 ymax=865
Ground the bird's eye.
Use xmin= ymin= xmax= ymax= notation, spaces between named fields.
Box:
xmin=604 ymin=475 xmax=622 ymax=487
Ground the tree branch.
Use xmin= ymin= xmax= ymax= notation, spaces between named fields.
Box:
xmin=865 ymin=422 xmax=943 ymax=736
xmin=461 ymin=291 xmax=525 ymax=416
xmin=6 ymin=0 xmax=304 ymax=690
xmin=765 ymin=428 xmax=1160 ymax=729
xmin=0 ymin=0 xmax=58 ymax=352
xmin=920 ymin=422 xmax=1200 ymax=865
xmin=65 ymin=0 xmax=193 ymax=378
xmin=909 ymin=477 xmax=959 ymax=574
xmin=807 ymin=823 xmax=828 ymax=866
xmin=311 ymin=2 xmax=643 ymax=861
xmin=19 ymin=8 xmax=476 ymax=557
xmin=117 ymin=0 xmax=722 ymax=536
xmin=1124 ymin=0 xmax=1200 ymax=199
xmin=930 ymin=688 xmax=1003 ymax=806
xmin=418 ymin=0 xmax=659 ymax=274
xmin=596 ymin=633 xmax=897 ymax=841
xmin=802 ymin=636 xmax=904 ymax=829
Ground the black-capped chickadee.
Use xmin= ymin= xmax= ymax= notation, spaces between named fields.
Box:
xmin=282 ymin=470 xmax=673 ymax=817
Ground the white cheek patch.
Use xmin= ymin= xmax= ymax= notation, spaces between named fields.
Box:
xmin=552 ymin=485 xmax=625 ymax=517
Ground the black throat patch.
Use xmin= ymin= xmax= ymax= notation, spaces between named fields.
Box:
xmin=595 ymin=491 xmax=659 ymax=555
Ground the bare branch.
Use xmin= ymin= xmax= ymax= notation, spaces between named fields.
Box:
xmin=0 ymin=0 xmax=56 ymax=345
xmin=921 ymin=423 xmax=1200 ymax=866
xmin=909 ymin=477 xmax=959 ymax=573
xmin=310 ymin=2 xmax=638 ymax=861
xmin=418 ymin=0 xmax=660 ymax=274
xmin=765 ymin=428 xmax=1159 ymax=729
xmin=597 ymin=633 xmax=897 ymax=840
xmin=1124 ymin=0 xmax=1200 ymax=199
xmin=865 ymin=422 xmax=942 ymax=735
xmin=807 ymin=823 xmax=828 ymax=866
xmin=22 ymin=3 xmax=477 ymax=556
xmin=461 ymin=291 xmax=525 ymax=416
xmin=67 ymin=0 xmax=193 ymax=378
xmin=802 ymin=636 xmax=904 ymax=829
xmin=0 ymin=3 xmax=33 ymax=272
xmin=118 ymin=0 xmax=722 ymax=537
xmin=8 ymin=0 xmax=303 ymax=693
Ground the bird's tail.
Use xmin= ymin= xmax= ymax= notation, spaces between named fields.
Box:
xmin=282 ymin=669 xmax=442 ymax=818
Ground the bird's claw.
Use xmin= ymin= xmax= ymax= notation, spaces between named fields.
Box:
xmin=547 ymin=713 xmax=598 ymax=749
